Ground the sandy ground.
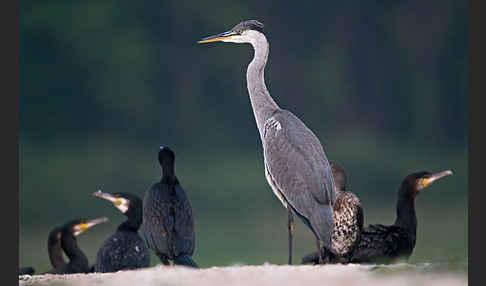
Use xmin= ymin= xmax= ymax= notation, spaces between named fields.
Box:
xmin=19 ymin=263 xmax=467 ymax=286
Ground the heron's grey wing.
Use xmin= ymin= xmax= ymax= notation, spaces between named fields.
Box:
xmin=263 ymin=111 xmax=335 ymax=204
xmin=263 ymin=110 xmax=335 ymax=245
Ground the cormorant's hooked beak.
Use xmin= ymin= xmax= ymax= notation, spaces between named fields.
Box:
xmin=198 ymin=30 xmax=238 ymax=43
xmin=74 ymin=217 xmax=109 ymax=236
xmin=93 ymin=190 xmax=130 ymax=213
xmin=422 ymin=170 xmax=453 ymax=188
xmin=93 ymin=190 xmax=118 ymax=204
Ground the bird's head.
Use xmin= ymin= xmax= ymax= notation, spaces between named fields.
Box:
xmin=198 ymin=20 xmax=264 ymax=44
xmin=400 ymin=170 xmax=453 ymax=199
xmin=158 ymin=145 xmax=175 ymax=165
xmin=329 ymin=160 xmax=347 ymax=192
xmin=65 ymin=217 xmax=109 ymax=237
xmin=92 ymin=190 xmax=140 ymax=215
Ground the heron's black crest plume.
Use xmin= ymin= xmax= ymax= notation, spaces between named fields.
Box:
xmin=232 ymin=20 xmax=264 ymax=33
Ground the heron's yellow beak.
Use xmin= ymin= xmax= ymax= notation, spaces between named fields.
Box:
xmin=198 ymin=30 xmax=237 ymax=43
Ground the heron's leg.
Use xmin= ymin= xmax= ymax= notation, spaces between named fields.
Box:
xmin=316 ymin=239 xmax=324 ymax=264
xmin=288 ymin=207 xmax=294 ymax=265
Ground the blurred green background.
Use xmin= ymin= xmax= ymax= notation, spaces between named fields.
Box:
xmin=19 ymin=0 xmax=467 ymax=272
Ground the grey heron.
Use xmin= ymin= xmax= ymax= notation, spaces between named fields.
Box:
xmin=198 ymin=20 xmax=336 ymax=264
xmin=143 ymin=146 xmax=198 ymax=268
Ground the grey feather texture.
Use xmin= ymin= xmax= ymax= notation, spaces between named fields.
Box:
xmin=263 ymin=110 xmax=335 ymax=248
xmin=199 ymin=19 xmax=336 ymax=263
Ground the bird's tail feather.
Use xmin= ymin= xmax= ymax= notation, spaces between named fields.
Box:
xmin=173 ymin=255 xmax=199 ymax=268
xmin=311 ymin=204 xmax=334 ymax=250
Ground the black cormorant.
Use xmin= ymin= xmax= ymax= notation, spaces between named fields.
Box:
xmin=301 ymin=161 xmax=363 ymax=264
xmin=143 ymin=146 xmax=198 ymax=268
xmin=92 ymin=190 xmax=150 ymax=272
xmin=46 ymin=217 xmax=108 ymax=274
xmin=304 ymin=169 xmax=453 ymax=264
xmin=348 ymin=170 xmax=453 ymax=264
xmin=20 ymin=224 xmax=81 ymax=275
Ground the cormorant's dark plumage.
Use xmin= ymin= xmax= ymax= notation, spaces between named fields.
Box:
xmin=19 ymin=267 xmax=35 ymax=276
xmin=93 ymin=191 xmax=150 ymax=272
xmin=47 ymin=226 xmax=66 ymax=269
xmin=302 ymin=161 xmax=363 ymax=264
xmin=45 ymin=217 xmax=108 ymax=274
xmin=348 ymin=170 xmax=453 ymax=264
xmin=304 ymin=169 xmax=452 ymax=264
xmin=143 ymin=146 xmax=198 ymax=268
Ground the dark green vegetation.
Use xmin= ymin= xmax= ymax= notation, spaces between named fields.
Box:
xmin=20 ymin=0 xmax=467 ymax=273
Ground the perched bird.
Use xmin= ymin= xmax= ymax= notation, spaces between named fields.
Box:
xmin=199 ymin=20 xmax=335 ymax=264
xmin=92 ymin=190 xmax=150 ymax=272
xmin=302 ymin=161 xmax=363 ymax=264
xmin=347 ymin=170 xmax=453 ymax=264
xmin=143 ymin=146 xmax=198 ymax=268
xmin=45 ymin=217 xmax=109 ymax=274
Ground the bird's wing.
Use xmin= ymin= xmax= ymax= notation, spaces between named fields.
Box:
xmin=121 ymin=232 xmax=151 ymax=269
xmin=142 ymin=184 xmax=172 ymax=256
xmin=331 ymin=191 xmax=363 ymax=255
xmin=173 ymin=183 xmax=196 ymax=256
xmin=263 ymin=110 xmax=335 ymax=243
xmin=263 ymin=110 xmax=335 ymax=206
xmin=351 ymin=224 xmax=406 ymax=263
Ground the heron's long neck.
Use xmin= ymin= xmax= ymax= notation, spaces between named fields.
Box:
xmin=247 ymin=34 xmax=280 ymax=141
